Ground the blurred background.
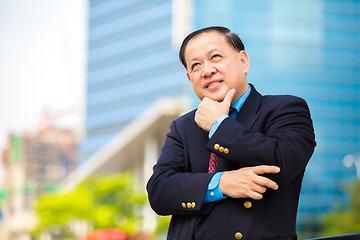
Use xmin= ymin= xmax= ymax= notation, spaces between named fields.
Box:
xmin=0 ymin=0 xmax=359 ymax=239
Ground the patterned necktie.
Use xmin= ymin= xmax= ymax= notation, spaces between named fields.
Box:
xmin=208 ymin=152 xmax=219 ymax=173
xmin=208 ymin=108 xmax=236 ymax=173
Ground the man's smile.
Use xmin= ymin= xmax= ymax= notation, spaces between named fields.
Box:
xmin=205 ymin=80 xmax=223 ymax=89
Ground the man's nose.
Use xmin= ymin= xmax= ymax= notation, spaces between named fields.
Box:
xmin=202 ymin=62 xmax=216 ymax=78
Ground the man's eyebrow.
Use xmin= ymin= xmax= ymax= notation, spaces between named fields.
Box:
xmin=189 ymin=49 xmax=222 ymax=64
xmin=209 ymin=48 xmax=221 ymax=54
xmin=189 ymin=57 xmax=199 ymax=64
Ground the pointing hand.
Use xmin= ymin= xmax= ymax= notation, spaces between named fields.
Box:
xmin=219 ymin=165 xmax=280 ymax=200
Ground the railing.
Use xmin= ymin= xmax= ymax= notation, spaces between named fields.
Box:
xmin=308 ymin=233 xmax=360 ymax=240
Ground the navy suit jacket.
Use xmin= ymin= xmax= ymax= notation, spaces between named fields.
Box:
xmin=147 ymin=85 xmax=316 ymax=240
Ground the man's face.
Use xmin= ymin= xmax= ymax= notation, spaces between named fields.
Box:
xmin=185 ymin=31 xmax=250 ymax=103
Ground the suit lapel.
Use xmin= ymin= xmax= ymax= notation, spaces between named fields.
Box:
xmin=236 ymin=84 xmax=262 ymax=129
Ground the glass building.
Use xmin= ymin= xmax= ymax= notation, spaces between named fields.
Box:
xmin=86 ymin=0 xmax=360 ymax=237
xmin=85 ymin=0 xmax=188 ymax=160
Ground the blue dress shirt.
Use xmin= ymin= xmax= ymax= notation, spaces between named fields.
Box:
xmin=203 ymin=85 xmax=251 ymax=204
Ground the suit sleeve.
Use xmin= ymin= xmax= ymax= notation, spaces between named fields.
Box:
xmin=146 ymin=120 xmax=214 ymax=216
xmin=207 ymin=96 xmax=316 ymax=185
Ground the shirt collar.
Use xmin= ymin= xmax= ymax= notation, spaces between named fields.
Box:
xmin=231 ymin=84 xmax=251 ymax=113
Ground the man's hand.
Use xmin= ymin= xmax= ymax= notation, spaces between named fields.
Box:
xmin=195 ymin=89 xmax=236 ymax=132
xmin=219 ymin=165 xmax=280 ymax=200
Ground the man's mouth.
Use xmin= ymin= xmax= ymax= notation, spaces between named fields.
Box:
xmin=206 ymin=81 xmax=223 ymax=88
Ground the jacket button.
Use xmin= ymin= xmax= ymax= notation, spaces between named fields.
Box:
xmin=187 ymin=202 xmax=192 ymax=208
xmin=219 ymin=146 xmax=224 ymax=152
xmin=224 ymin=148 xmax=229 ymax=154
xmin=244 ymin=201 xmax=252 ymax=208
xmin=235 ymin=232 xmax=243 ymax=239
xmin=191 ymin=202 xmax=196 ymax=208
xmin=181 ymin=202 xmax=186 ymax=208
xmin=214 ymin=144 xmax=220 ymax=150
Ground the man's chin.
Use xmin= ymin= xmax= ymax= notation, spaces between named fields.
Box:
xmin=198 ymin=91 xmax=226 ymax=102
xmin=200 ymin=97 xmax=224 ymax=103
xmin=208 ymin=93 xmax=226 ymax=102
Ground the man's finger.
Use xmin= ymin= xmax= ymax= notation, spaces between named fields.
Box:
xmin=222 ymin=88 xmax=236 ymax=106
xmin=252 ymin=165 xmax=280 ymax=175
xmin=254 ymin=175 xmax=279 ymax=190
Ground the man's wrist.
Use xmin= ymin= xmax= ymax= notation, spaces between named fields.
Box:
xmin=203 ymin=172 xmax=227 ymax=204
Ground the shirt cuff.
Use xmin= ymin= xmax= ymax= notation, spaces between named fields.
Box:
xmin=209 ymin=115 xmax=229 ymax=139
xmin=203 ymin=172 xmax=227 ymax=204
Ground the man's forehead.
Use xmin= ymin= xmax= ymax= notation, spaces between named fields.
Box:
xmin=186 ymin=33 xmax=227 ymax=56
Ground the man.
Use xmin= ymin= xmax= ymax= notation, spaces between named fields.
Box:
xmin=147 ymin=26 xmax=316 ymax=240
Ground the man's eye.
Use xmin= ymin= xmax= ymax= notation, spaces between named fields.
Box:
xmin=191 ymin=63 xmax=200 ymax=70
xmin=212 ymin=54 xmax=221 ymax=58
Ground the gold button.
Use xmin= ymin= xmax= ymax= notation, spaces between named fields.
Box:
xmin=187 ymin=202 xmax=192 ymax=208
xmin=235 ymin=232 xmax=243 ymax=239
xmin=214 ymin=144 xmax=220 ymax=150
xmin=219 ymin=146 xmax=224 ymax=152
xmin=181 ymin=202 xmax=186 ymax=208
xmin=224 ymin=148 xmax=229 ymax=154
xmin=191 ymin=202 xmax=196 ymax=208
xmin=244 ymin=201 xmax=252 ymax=208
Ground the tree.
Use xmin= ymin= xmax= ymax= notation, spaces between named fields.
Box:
xmin=319 ymin=179 xmax=360 ymax=237
xmin=32 ymin=172 xmax=148 ymax=239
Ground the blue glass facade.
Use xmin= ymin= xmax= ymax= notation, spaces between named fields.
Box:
xmin=193 ymin=0 xmax=360 ymax=236
xmin=86 ymin=0 xmax=360 ymax=237
xmin=85 ymin=0 xmax=188 ymax=160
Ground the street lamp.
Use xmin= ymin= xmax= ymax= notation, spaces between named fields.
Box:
xmin=343 ymin=152 xmax=360 ymax=178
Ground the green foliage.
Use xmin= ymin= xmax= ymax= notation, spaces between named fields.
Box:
xmin=33 ymin=172 xmax=147 ymax=238
xmin=319 ymin=179 xmax=360 ymax=237
xmin=153 ymin=215 xmax=171 ymax=237
xmin=0 ymin=189 xmax=8 ymax=207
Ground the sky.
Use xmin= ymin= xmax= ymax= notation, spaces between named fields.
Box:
xmin=0 ymin=0 xmax=86 ymax=181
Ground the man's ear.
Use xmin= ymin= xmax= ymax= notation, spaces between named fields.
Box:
xmin=186 ymin=72 xmax=191 ymax=82
xmin=239 ymin=50 xmax=250 ymax=74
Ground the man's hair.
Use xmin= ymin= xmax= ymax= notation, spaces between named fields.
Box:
xmin=179 ymin=26 xmax=245 ymax=69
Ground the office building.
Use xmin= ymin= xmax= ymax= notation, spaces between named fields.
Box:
xmin=83 ymin=0 xmax=360 ymax=237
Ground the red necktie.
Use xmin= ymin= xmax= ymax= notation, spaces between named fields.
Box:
xmin=208 ymin=108 xmax=236 ymax=173
xmin=208 ymin=153 xmax=219 ymax=173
